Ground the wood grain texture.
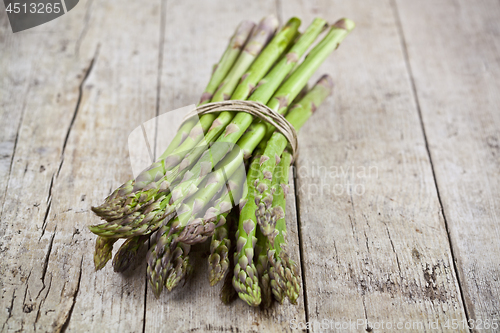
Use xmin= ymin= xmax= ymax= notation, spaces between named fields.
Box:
xmin=0 ymin=0 xmax=161 ymax=331
xmin=281 ymin=0 xmax=469 ymax=331
xmin=396 ymin=0 xmax=500 ymax=327
xmin=144 ymin=1 xmax=306 ymax=332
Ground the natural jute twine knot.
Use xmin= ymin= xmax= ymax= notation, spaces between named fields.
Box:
xmin=181 ymin=100 xmax=298 ymax=160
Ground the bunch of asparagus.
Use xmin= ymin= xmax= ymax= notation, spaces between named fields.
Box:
xmin=89 ymin=15 xmax=354 ymax=307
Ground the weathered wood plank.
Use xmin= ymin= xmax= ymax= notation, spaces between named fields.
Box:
xmin=0 ymin=0 xmax=161 ymax=331
xmin=282 ymin=0 xmax=469 ymax=331
xmin=396 ymin=0 xmax=500 ymax=327
xmin=144 ymin=1 xmax=307 ymax=332
xmin=0 ymin=11 xmax=39 ymax=217
xmin=0 ymin=4 xmax=94 ymax=332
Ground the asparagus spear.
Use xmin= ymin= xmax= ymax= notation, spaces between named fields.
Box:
xmin=266 ymin=151 xmax=301 ymax=304
xmin=218 ymin=210 xmax=239 ymax=304
xmin=208 ymin=212 xmax=232 ymax=286
xmin=112 ymin=235 xmax=149 ymax=272
xmin=145 ymin=175 xmax=212 ymax=296
xmin=255 ymin=226 xmax=273 ymax=308
xmin=94 ymin=236 xmax=117 ymax=270
xmin=164 ymin=242 xmax=192 ymax=291
xmin=232 ymin=72 xmax=335 ymax=306
xmin=256 ymin=74 xmax=334 ymax=236
xmin=209 ymin=16 xmax=279 ymax=102
xmin=232 ymin=149 xmax=263 ymax=306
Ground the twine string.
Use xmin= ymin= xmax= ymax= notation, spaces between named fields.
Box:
xmin=180 ymin=100 xmax=298 ymax=159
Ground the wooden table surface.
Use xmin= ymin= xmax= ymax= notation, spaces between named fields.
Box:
xmin=1 ymin=0 xmax=499 ymax=332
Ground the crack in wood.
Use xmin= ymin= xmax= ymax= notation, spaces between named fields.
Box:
xmin=21 ymin=269 xmax=33 ymax=312
xmin=384 ymin=223 xmax=402 ymax=275
xmin=34 ymin=274 xmax=52 ymax=331
xmin=39 ymin=229 xmax=56 ymax=293
xmin=39 ymin=198 xmax=52 ymax=241
xmin=57 ymin=46 xmax=99 ymax=178
xmin=292 ymin=174 xmax=309 ymax=332
xmin=361 ymin=296 xmax=371 ymax=332
xmin=1 ymin=290 xmax=16 ymax=332
xmin=56 ymin=257 xmax=83 ymax=333
xmin=46 ymin=173 xmax=55 ymax=204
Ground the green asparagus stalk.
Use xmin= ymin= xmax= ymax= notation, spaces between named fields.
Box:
xmin=232 ymin=149 xmax=263 ymax=306
xmin=270 ymin=18 xmax=352 ymax=124
xmin=208 ymin=213 xmax=232 ymax=286
xmin=94 ymin=236 xmax=117 ymax=270
xmin=266 ymin=151 xmax=301 ymax=304
xmin=112 ymin=235 xmax=149 ymax=272
xmin=218 ymin=210 xmax=238 ymax=303
xmin=232 ymin=72 xmax=335 ymax=305
xmin=88 ymin=191 xmax=175 ymax=238
xmin=256 ymin=74 xmax=334 ymax=236
xmin=177 ymin=147 xmax=250 ymax=245
xmin=210 ymin=16 xmax=279 ymax=102
xmin=255 ymin=227 xmax=272 ymax=308
xmin=164 ymin=242 xmax=192 ymax=291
